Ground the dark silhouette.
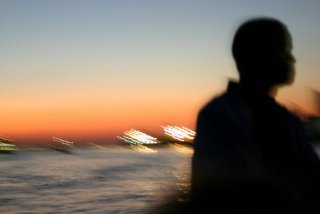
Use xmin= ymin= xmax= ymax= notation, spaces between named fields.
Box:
xmin=305 ymin=89 xmax=320 ymax=143
xmin=191 ymin=18 xmax=320 ymax=213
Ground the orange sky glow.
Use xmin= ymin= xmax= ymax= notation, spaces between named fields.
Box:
xmin=1 ymin=1 xmax=319 ymax=144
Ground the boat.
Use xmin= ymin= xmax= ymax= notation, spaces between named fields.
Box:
xmin=48 ymin=137 xmax=75 ymax=153
xmin=0 ymin=137 xmax=17 ymax=153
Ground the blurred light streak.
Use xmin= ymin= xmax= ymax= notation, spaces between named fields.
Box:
xmin=117 ymin=129 xmax=158 ymax=145
xmin=52 ymin=137 xmax=74 ymax=146
xmin=162 ymin=125 xmax=196 ymax=142
xmin=49 ymin=137 xmax=75 ymax=153
xmin=0 ymin=137 xmax=17 ymax=152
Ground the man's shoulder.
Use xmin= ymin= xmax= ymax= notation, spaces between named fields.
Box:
xmin=199 ymin=92 xmax=246 ymax=117
xmin=274 ymin=101 xmax=304 ymax=125
xmin=201 ymin=94 xmax=229 ymax=111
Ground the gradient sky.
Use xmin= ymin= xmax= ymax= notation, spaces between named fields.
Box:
xmin=1 ymin=0 xmax=320 ymax=143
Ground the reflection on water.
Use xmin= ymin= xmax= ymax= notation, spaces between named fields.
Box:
xmin=0 ymin=147 xmax=191 ymax=213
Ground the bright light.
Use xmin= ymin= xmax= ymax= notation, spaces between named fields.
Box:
xmin=0 ymin=142 xmax=17 ymax=151
xmin=0 ymin=137 xmax=17 ymax=151
xmin=162 ymin=125 xmax=196 ymax=142
xmin=117 ymin=129 xmax=158 ymax=145
xmin=52 ymin=137 xmax=74 ymax=146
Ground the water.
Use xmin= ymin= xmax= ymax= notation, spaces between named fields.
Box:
xmin=0 ymin=147 xmax=192 ymax=213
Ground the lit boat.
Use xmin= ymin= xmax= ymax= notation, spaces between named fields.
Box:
xmin=48 ymin=137 xmax=75 ymax=153
xmin=0 ymin=138 xmax=17 ymax=153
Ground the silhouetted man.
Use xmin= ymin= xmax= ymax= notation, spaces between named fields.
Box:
xmin=191 ymin=18 xmax=320 ymax=213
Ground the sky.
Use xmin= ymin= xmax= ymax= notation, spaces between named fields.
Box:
xmin=0 ymin=0 xmax=319 ymax=144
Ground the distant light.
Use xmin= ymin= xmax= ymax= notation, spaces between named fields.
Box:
xmin=162 ymin=125 xmax=196 ymax=142
xmin=52 ymin=137 xmax=74 ymax=146
xmin=0 ymin=137 xmax=17 ymax=151
xmin=117 ymin=129 xmax=158 ymax=145
xmin=0 ymin=137 xmax=15 ymax=143
xmin=0 ymin=142 xmax=17 ymax=150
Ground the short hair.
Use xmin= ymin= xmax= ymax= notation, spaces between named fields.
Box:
xmin=232 ymin=18 xmax=289 ymax=70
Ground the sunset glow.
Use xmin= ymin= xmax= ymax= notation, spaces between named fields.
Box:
xmin=0 ymin=1 xmax=319 ymax=144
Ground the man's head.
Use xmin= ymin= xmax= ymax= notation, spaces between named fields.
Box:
xmin=232 ymin=18 xmax=296 ymax=88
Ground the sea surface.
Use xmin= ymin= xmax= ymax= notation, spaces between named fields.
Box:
xmin=0 ymin=145 xmax=192 ymax=213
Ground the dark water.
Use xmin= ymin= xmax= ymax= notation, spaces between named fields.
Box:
xmin=0 ymin=146 xmax=192 ymax=213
